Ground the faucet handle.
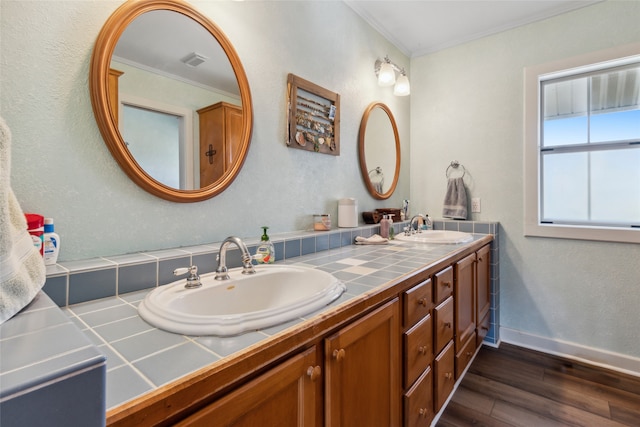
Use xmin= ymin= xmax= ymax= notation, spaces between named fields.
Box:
xmin=174 ymin=265 xmax=202 ymax=289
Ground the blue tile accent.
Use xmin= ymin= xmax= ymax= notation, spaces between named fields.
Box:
xmin=284 ymin=239 xmax=301 ymax=259
xmin=329 ymin=232 xmax=341 ymax=249
xmin=192 ymin=251 xmax=217 ymax=274
xmin=158 ymin=256 xmax=191 ymax=286
xmin=302 ymin=237 xmax=316 ymax=256
xmin=42 ymin=275 xmax=67 ymax=306
xmin=474 ymin=222 xmax=491 ymax=234
xmin=68 ymin=268 xmax=117 ymax=305
xmin=316 ymin=234 xmax=329 ymax=251
xmin=274 ymin=241 xmax=285 ymax=261
xmin=118 ymin=262 xmax=157 ymax=294
xmin=458 ymin=222 xmax=474 ymax=233
xmin=340 ymin=231 xmax=352 ymax=247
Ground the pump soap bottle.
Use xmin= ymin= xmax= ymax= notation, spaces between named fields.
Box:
xmin=256 ymin=226 xmax=275 ymax=264
xmin=43 ymin=218 xmax=60 ymax=265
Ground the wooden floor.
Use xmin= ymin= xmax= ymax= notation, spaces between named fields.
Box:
xmin=437 ymin=343 xmax=640 ymax=427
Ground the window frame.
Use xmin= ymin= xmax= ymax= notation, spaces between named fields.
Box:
xmin=524 ymin=42 xmax=640 ymax=244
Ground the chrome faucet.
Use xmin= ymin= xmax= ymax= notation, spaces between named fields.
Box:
xmin=215 ymin=236 xmax=256 ymax=280
xmin=406 ymin=214 xmax=428 ymax=235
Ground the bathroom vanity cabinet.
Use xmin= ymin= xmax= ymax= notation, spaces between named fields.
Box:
xmin=106 ymin=237 xmax=492 ymax=427
xmin=177 ymin=299 xmax=400 ymax=426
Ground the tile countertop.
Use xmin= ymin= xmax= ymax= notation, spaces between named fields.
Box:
xmin=61 ymin=235 xmax=493 ymax=412
xmin=0 ymin=291 xmax=107 ymax=425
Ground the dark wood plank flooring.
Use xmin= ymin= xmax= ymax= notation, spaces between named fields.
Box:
xmin=437 ymin=343 xmax=640 ymax=427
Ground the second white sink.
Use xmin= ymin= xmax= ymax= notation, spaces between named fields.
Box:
xmin=139 ymin=265 xmax=346 ymax=336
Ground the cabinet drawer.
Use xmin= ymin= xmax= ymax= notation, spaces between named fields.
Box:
xmin=433 ymin=296 xmax=453 ymax=355
xmin=476 ymin=312 xmax=490 ymax=348
xmin=455 ymin=332 xmax=477 ymax=379
xmin=404 ymin=366 xmax=433 ymax=427
xmin=434 ymin=341 xmax=455 ymax=412
xmin=434 ymin=266 xmax=453 ymax=304
xmin=402 ymin=278 xmax=432 ymax=328
xmin=403 ymin=313 xmax=433 ymax=388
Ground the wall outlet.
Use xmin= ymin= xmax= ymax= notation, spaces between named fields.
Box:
xmin=471 ymin=198 xmax=481 ymax=213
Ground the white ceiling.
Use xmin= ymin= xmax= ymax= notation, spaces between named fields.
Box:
xmin=345 ymin=0 xmax=603 ymax=58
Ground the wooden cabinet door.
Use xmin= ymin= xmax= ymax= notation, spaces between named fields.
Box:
xmin=433 ymin=266 xmax=453 ymax=304
xmin=325 ymin=299 xmax=401 ymax=427
xmin=177 ymin=346 xmax=321 ymax=426
xmin=404 ymin=366 xmax=434 ymax=427
xmin=434 ymin=341 xmax=455 ymax=412
xmin=476 ymin=244 xmax=491 ymax=325
xmin=198 ymin=104 xmax=225 ymax=187
xmin=454 ymin=253 xmax=476 ymax=351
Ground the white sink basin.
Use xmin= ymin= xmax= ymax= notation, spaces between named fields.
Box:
xmin=395 ymin=230 xmax=473 ymax=244
xmin=138 ymin=265 xmax=346 ymax=336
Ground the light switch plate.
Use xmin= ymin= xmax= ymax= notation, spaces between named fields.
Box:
xmin=471 ymin=198 xmax=481 ymax=213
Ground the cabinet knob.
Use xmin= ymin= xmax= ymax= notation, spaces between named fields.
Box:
xmin=444 ymin=321 xmax=452 ymax=328
xmin=417 ymin=298 xmax=428 ymax=307
xmin=418 ymin=408 xmax=428 ymax=417
xmin=333 ymin=348 xmax=346 ymax=361
xmin=418 ymin=346 xmax=428 ymax=355
xmin=466 ymin=351 xmax=473 ymax=357
xmin=443 ymin=281 xmax=451 ymax=288
xmin=478 ymin=257 xmax=483 ymax=262
xmin=306 ymin=365 xmax=321 ymax=381
xmin=445 ymin=372 xmax=453 ymax=380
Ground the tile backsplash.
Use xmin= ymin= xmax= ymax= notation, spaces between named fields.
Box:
xmin=43 ymin=220 xmax=500 ymax=316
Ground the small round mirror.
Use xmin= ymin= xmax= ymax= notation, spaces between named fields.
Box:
xmin=358 ymin=102 xmax=400 ymax=199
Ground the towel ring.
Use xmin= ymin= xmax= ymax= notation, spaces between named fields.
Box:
xmin=445 ymin=161 xmax=466 ymax=178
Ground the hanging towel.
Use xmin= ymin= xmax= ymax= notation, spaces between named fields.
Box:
xmin=442 ymin=177 xmax=468 ymax=220
xmin=0 ymin=116 xmax=46 ymax=324
xmin=355 ymin=234 xmax=389 ymax=245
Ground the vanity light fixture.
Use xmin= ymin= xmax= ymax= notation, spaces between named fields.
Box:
xmin=375 ymin=56 xmax=410 ymax=96
xmin=181 ymin=52 xmax=207 ymax=67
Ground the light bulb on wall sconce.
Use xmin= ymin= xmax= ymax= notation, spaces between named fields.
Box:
xmin=375 ymin=56 xmax=410 ymax=96
xmin=393 ymin=70 xmax=410 ymax=96
xmin=378 ymin=60 xmax=396 ymax=86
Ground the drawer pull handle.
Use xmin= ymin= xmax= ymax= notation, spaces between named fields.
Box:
xmin=333 ymin=348 xmax=346 ymax=361
xmin=306 ymin=365 xmax=321 ymax=381
xmin=419 ymin=408 xmax=428 ymax=417
xmin=481 ymin=326 xmax=489 ymax=331
xmin=444 ymin=322 xmax=452 ymax=328
xmin=443 ymin=281 xmax=451 ymax=288
xmin=445 ymin=372 xmax=453 ymax=380
xmin=418 ymin=346 xmax=428 ymax=355
xmin=417 ymin=298 xmax=428 ymax=307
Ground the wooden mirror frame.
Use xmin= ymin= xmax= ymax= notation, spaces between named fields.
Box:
xmin=90 ymin=0 xmax=253 ymax=202
xmin=358 ymin=102 xmax=400 ymax=200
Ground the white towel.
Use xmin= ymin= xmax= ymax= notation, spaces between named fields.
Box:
xmin=442 ymin=177 xmax=468 ymax=220
xmin=355 ymin=234 xmax=389 ymax=245
xmin=0 ymin=116 xmax=46 ymax=324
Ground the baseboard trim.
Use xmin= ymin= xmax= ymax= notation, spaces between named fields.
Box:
xmin=500 ymin=327 xmax=640 ymax=378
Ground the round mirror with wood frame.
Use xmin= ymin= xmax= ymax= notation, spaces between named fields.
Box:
xmin=90 ymin=0 xmax=253 ymax=202
xmin=358 ymin=102 xmax=400 ymax=200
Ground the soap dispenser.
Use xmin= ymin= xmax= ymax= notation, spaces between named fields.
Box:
xmin=255 ymin=226 xmax=275 ymax=264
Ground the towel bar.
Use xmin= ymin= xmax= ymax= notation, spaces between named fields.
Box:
xmin=446 ymin=160 xmax=466 ymax=178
